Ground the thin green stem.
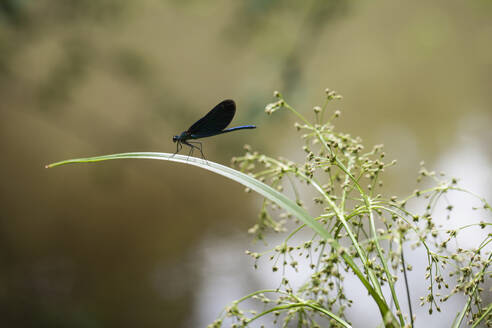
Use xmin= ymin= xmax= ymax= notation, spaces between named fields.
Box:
xmin=246 ymin=301 xmax=352 ymax=328
xmin=280 ymin=101 xmax=400 ymax=326
xmin=471 ymin=303 xmax=492 ymax=328
xmin=452 ymin=253 xmax=491 ymax=328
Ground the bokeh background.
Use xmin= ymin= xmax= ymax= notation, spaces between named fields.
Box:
xmin=1 ymin=0 xmax=491 ymax=327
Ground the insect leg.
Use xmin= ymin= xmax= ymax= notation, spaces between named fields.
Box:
xmin=182 ymin=140 xmax=198 ymax=160
xmin=172 ymin=141 xmax=182 ymax=157
xmin=187 ymin=141 xmax=206 ymax=160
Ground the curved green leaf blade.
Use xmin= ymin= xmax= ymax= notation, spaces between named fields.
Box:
xmin=46 ymin=152 xmax=330 ymax=239
xmin=47 ymin=152 xmax=395 ymax=322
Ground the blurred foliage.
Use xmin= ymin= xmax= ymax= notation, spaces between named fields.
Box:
xmin=0 ymin=0 xmax=135 ymax=110
xmin=0 ymin=0 xmax=25 ymax=26
xmin=226 ymin=0 xmax=351 ymax=95
xmin=0 ymin=0 xmax=352 ymax=112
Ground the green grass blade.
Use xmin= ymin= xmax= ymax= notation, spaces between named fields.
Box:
xmin=47 ymin=152 xmax=396 ymax=322
xmin=46 ymin=152 xmax=331 ymax=239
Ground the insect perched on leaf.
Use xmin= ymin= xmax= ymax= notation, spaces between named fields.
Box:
xmin=172 ymin=99 xmax=256 ymax=159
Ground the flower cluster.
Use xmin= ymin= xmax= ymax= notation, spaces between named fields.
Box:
xmin=212 ymin=90 xmax=491 ymax=328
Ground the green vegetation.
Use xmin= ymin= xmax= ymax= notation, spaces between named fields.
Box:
xmin=47 ymin=90 xmax=491 ymax=328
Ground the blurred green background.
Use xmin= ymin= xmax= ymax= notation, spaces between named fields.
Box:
xmin=1 ymin=0 xmax=491 ymax=327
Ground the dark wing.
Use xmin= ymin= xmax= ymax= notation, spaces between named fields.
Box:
xmin=187 ymin=99 xmax=236 ymax=136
